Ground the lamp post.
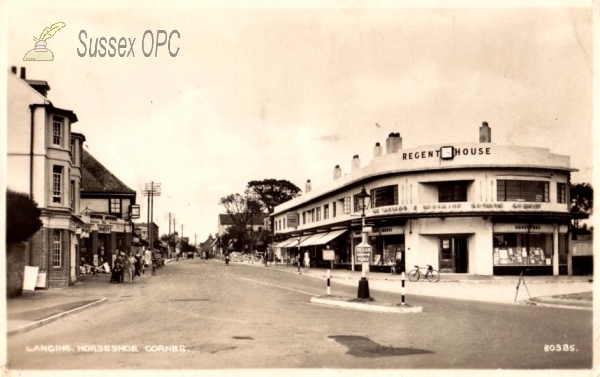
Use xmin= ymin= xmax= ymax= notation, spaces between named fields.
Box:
xmin=355 ymin=186 xmax=371 ymax=299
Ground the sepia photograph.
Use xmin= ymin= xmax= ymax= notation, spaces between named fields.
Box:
xmin=1 ymin=1 xmax=596 ymax=376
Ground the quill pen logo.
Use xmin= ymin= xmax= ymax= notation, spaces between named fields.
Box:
xmin=23 ymin=22 xmax=66 ymax=61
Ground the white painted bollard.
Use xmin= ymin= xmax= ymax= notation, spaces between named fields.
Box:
xmin=401 ymin=271 xmax=406 ymax=305
xmin=327 ymin=269 xmax=331 ymax=296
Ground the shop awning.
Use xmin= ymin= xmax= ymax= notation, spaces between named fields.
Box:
xmin=297 ymin=233 xmax=327 ymax=247
xmin=305 ymin=229 xmax=348 ymax=246
xmin=274 ymin=239 xmax=293 ymax=248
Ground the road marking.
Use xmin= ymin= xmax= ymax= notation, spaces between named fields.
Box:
xmin=240 ymin=278 xmax=316 ymax=296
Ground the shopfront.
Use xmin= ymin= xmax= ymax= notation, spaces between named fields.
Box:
xmin=492 ymin=223 xmax=569 ymax=275
xmin=350 ymin=226 xmax=405 ymax=272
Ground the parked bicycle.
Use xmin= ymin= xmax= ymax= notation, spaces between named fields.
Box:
xmin=408 ymin=264 xmax=440 ymax=282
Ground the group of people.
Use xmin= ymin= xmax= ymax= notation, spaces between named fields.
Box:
xmin=110 ymin=248 xmax=154 ymax=284
xmin=288 ymin=251 xmax=311 ymax=270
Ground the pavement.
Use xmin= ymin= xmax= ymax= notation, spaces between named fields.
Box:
xmin=5 ymin=258 xmax=594 ymax=336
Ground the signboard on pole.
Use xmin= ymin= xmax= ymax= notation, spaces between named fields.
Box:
xmin=322 ymin=249 xmax=335 ymax=261
xmin=355 ymin=242 xmax=372 ymax=263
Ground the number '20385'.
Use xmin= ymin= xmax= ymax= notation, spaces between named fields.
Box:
xmin=544 ymin=344 xmax=577 ymax=352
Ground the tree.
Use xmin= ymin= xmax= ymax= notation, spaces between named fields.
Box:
xmin=246 ymin=179 xmax=301 ymax=213
xmin=570 ymin=183 xmax=593 ymax=231
xmin=6 ymin=190 xmax=42 ymax=243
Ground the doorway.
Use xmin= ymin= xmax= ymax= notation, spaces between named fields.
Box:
xmin=439 ymin=236 xmax=469 ymax=273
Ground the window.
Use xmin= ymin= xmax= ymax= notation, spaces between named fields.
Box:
xmin=438 ymin=181 xmax=468 ymax=202
xmin=497 ymin=180 xmax=549 ymax=202
xmin=53 ymin=116 xmax=63 ymax=146
xmin=316 ymin=207 xmax=321 ymax=221
xmin=70 ymin=181 xmax=75 ymax=209
xmin=311 ymin=209 xmax=315 ymax=223
xmin=557 ymin=183 xmax=567 ymax=204
xmin=283 ymin=218 xmax=286 ymax=228
xmin=70 ymin=139 xmax=75 ymax=164
xmin=324 ymin=204 xmax=329 ymax=219
xmin=53 ymin=166 xmax=63 ymax=203
xmin=332 ymin=202 xmax=337 ymax=217
xmin=372 ymin=185 xmax=398 ymax=207
xmin=344 ymin=197 xmax=351 ymax=214
xmin=302 ymin=212 xmax=306 ymax=225
xmin=53 ymin=230 xmax=62 ymax=267
xmin=110 ymin=198 xmax=121 ymax=214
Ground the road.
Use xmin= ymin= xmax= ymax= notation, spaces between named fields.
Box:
xmin=7 ymin=258 xmax=592 ymax=370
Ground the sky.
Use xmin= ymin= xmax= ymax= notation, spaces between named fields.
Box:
xmin=3 ymin=0 xmax=595 ymax=241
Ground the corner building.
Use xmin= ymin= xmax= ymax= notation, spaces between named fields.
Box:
xmin=272 ymin=123 xmax=576 ymax=276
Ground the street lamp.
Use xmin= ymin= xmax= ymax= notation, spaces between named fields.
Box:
xmin=355 ymin=186 xmax=371 ymax=299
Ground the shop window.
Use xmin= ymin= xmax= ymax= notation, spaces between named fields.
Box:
xmin=372 ymin=185 xmax=398 ymax=208
xmin=52 ymin=116 xmax=63 ymax=146
xmin=493 ymin=233 xmax=553 ymax=266
xmin=324 ymin=204 xmax=329 ymax=219
xmin=53 ymin=230 xmax=62 ymax=267
xmin=497 ymin=180 xmax=549 ymax=202
xmin=438 ymin=181 xmax=468 ymax=202
xmin=53 ymin=165 xmax=63 ymax=203
xmin=557 ymin=183 xmax=567 ymax=204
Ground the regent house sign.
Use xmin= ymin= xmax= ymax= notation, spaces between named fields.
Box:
xmin=402 ymin=146 xmax=491 ymax=161
xmin=371 ymin=202 xmax=544 ymax=215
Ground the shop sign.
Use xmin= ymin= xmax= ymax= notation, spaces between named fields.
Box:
xmin=130 ymin=204 xmax=141 ymax=219
xmin=494 ymin=224 xmax=554 ymax=233
xmin=370 ymin=202 xmax=555 ymax=215
xmin=287 ymin=212 xmax=298 ymax=228
xmin=98 ymin=225 xmax=112 ymax=234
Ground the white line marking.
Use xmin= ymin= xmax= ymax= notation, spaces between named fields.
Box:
xmin=240 ymin=277 xmax=316 ymax=296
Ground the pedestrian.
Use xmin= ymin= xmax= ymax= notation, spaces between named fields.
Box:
xmin=124 ymin=252 xmax=136 ymax=282
xmin=144 ymin=248 xmax=152 ymax=271
xmin=110 ymin=261 xmax=123 ymax=283
xmin=263 ymin=252 xmax=268 ymax=267
xmin=134 ymin=250 xmax=143 ymax=276
xmin=304 ymin=250 xmax=310 ymax=270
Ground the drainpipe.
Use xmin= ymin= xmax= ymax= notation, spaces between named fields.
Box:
xmin=28 ymin=104 xmax=46 ymax=199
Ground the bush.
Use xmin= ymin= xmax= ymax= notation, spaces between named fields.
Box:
xmin=6 ymin=190 xmax=42 ymax=243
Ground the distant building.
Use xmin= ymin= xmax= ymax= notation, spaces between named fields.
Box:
xmin=80 ymin=149 xmax=137 ymax=265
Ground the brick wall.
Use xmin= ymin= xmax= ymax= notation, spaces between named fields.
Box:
xmin=6 ymin=242 xmax=27 ymax=297
xmin=48 ymin=229 xmax=70 ymax=288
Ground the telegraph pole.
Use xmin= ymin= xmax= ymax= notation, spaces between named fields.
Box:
xmin=143 ymin=182 xmax=161 ymax=251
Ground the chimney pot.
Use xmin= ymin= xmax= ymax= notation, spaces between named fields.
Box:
xmin=11 ymin=66 xmax=17 ymax=74
xmin=306 ymin=179 xmax=312 ymax=193
xmin=373 ymin=142 xmax=382 ymax=158
xmin=351 ymin=155 xmax=361 ymax=172
xmin=333 ymin=165 xmax=342 ymax=180
xmin=479 ymin=121 xmax=492 ymax=143
xmin=20 ymin=67 xmax=26 ymax=79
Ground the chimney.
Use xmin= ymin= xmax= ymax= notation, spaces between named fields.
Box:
xmin=386 ymin=133 xmax=402 ymax=154
xmin=305 ymin=179 xmax=312 ymax=193
xmin=373 ymin=142 xmax=382 ymax=158
xmin=333 ymin=165 xmax=342 ymax=180
xmin=20 ymin=67 xmax=26 ymax=79
xmin=351 ymin=155 xmax=361 ymax=172
xmin=11 ymin=66 xmax=17 ymax=74
xmin=479 ymin=121 xmax=492 ymax=143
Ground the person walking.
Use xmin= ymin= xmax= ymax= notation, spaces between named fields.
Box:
xmin=124 ymin=252 xmax=136 ymax=283
xmin=304 ymin=250 xmax=310 ymax=270
xmin=134 ymin=250 xmax=143 ymax=277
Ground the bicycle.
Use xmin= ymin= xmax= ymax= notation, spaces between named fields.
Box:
xmin=408 ymin=264 xmax=440 ymax=282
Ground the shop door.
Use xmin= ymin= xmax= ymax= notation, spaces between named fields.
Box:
xmin=439 ymin=236 xmax=469 ymax=273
